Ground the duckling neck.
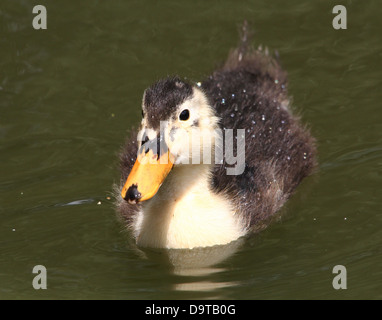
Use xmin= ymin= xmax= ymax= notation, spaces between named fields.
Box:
xmin=133 ymin=164 xmax=245 ymax=249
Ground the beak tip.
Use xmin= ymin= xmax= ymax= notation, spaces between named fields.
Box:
xmin=123 ymin=184 xmax=142 ymax=204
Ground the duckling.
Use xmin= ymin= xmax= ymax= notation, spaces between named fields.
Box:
xmin=117 ymin=23 xmax=316 ymax=249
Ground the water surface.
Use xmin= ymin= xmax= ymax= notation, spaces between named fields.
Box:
xmin=1 ymin=0 xmax=381 ymax=299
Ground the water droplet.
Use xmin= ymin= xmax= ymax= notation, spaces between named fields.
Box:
xmin=221 ymin=98 xmax=225 ymax=104
xmin=231 ymin=93 xmax=235 ymax=98
xmin=287 ymin=156 xmax=291 ymax=161
xmin=234 ymin=105 xmax=238 ymax=111
xmin=281 ymin=120 xmax=285 ymax=124
xmin=251 ymin=134 xmax=256 ymax=138
xmin=196 ymin=82 xmax=202 ymax=87
xmin=251 ymin=120 xmax=256 ymax=125
xmin=275 ymin=79 xmax=279 ymax=84
xmin=230 ymin=113 xmax=235 ymax=118
xmin=247 ymin=129 xmax=251 ymax=133
xmin=242 ymin=89 xmax=247 ymax=93
xmin=261 ymin=115 xmax=265 ymax=121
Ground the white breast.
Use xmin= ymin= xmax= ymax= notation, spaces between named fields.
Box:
xmin=132 ymin=165 xmax=246 ymax=249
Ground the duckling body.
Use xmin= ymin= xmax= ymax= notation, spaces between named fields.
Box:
xmin=133 ymin=165 xmax=245 ymax=248
xmin=117 ymin=26 xmax=316 ymax=249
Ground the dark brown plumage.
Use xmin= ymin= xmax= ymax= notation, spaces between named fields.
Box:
xmin=204 ymin=50 xmax=316 ymax=229
xmin=143 ymin=77 xmax=193 ymax=130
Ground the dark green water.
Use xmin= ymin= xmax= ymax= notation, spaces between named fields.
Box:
xmin=1 ymin=0 xmax=381 ymax=299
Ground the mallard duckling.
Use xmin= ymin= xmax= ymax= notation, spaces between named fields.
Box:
xmin=117 ymin=24 xmax=316 ymax=249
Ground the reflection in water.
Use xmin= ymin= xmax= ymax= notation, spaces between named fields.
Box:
xmin=136 ymin=239 xmax=244 ymax=294
xmin=174 ymin=280 xmax=238 ymax=293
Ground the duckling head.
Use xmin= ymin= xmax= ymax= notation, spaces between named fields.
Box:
xmin=121 ymin=77 xmax=219 ymax=204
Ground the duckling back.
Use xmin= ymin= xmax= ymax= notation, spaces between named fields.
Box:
xmin=202 ymin=22 xmax=317 ymax=230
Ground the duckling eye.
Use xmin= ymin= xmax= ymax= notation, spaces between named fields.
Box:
xmin=179 ymin=109 xmax=190 ymax=121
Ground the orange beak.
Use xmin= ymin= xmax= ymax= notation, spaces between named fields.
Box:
xmin=121 ymin=147 xmax=174 ymax=204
